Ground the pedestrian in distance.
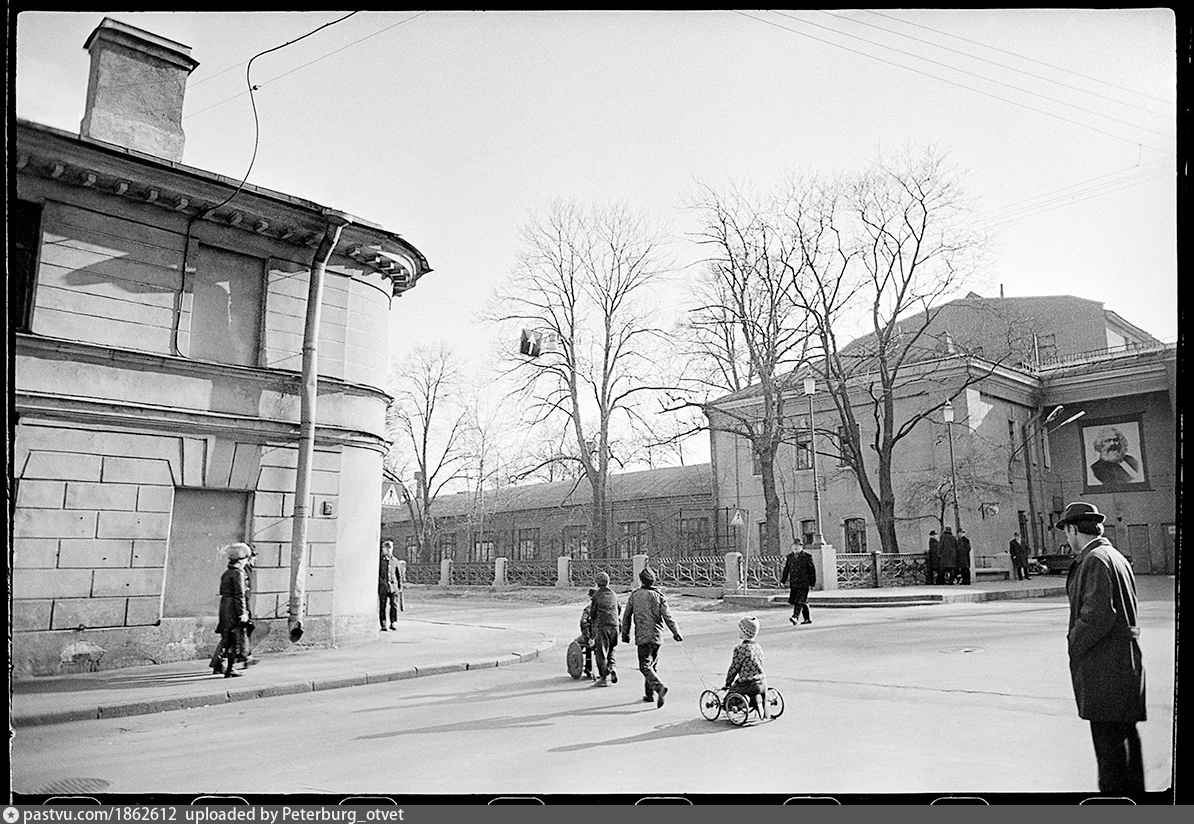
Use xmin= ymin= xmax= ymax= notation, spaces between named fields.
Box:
xmin=1010 ymin=533 xmax=1030 ymax=580
xmin=621 ymin=567 xmax=683 ymax=707
xmin=378 ymin=540 xmax=401 ymax=630
xmin=779 ymin=542 xmax=816 ymax=624
xmin=1058 ymin=501 xmax=1147 ymax=794
xmin=214 ymin=543 xmax=252 ymax=678
xmin=938 ymin=526 xmax=958 ymax=585
xmin=926 ymin=530 xmax=940 ymax=585
xmin=210 ymin=543 xmax=256 ymax=674
xmin=590 ymin=571 xmax=621 ymax=687
xmin=725 ymin=616 xmax=768 ymax=719
xmin=956 ymin=529 xmax=972 ymax=585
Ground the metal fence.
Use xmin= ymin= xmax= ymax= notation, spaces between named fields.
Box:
xmin=745 ymin=555 xmax=787 ymax=589
xmin=453 ymin=562 xmax=493 ymax=587
xmin=404 ymin=562 xmax=441 ymax=585
xmin=571 ymin=557 xmax=635 ymax=588
xmin=836 ymin=553 xmax=876 ymax=589
xmin=651 ymin=556 xmax=726 ymax=588
xmin=877 ymin=553 xmax=929 ymax=587
xmin=505 ymin=560 xmax=557 ymax=587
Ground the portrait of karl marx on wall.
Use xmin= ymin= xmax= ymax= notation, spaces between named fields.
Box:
xmin=1082 ymin=417 xmax=1148 ymax=492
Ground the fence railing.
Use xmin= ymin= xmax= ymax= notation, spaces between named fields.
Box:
xmin=505 ymin=560 xmax=557 ymax=587
xmin=404 ymin=562 xmax=442 ymax=585
xmin=402 ymin=551 xmax=932 ymax=590
xmin=652 ymin=556 xmax=726 ymax=588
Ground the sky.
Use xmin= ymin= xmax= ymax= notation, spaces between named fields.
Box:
xmin=12 ymin=9 xmax=1179 ymax=466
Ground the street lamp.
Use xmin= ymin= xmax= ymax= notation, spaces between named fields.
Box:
xmin=803 ymin=376 xmax=823 ymax=547
xmin=942 ymin=399 xmax=962 ymax=534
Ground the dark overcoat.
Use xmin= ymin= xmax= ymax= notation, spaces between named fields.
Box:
xmin=1065 ymin=537 xmax=1146 ymax=722
xmin=216 ymin=565 xmax=247 ymax=635
xmin=780 ymin=550 xmax=817 ymax=606
xmin=938 ymin=532 xmax=958 ymax=567
xmin=956 ymin=536 xmax=971 ymax=567
xmin=379 ymin=553 xmax=400 ymax=595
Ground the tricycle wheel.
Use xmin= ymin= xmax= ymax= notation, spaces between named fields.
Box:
xmin=724 ymin=692 xmax=750 ymax=726
xmin=699 ymin=689 xmax=722 ymax=721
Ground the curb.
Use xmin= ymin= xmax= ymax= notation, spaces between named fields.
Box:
xmin=11 ymin=638 xmax=555 ymax=729
xmin=724 ymin=585 xmax=1066 ymax=610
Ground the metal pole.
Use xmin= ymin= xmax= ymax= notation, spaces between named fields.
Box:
xmin=945 ymin=420 xmax=961 ymax=534
xmin=808 ymin=391 xmax=823 ymax=544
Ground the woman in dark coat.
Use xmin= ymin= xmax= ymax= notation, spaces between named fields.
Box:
xmin=215 ymin=543 xmax=251 ymax=678
xmin=779 ymin=544 xmax=817 ymax=625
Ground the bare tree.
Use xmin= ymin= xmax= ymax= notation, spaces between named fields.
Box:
xmin=486 ymin=199 xmax=671 ymax=558
xmin=789 ymin=146 xmax=992 ymax=554
xmin=384 ymin=342 xmax=470 ymax=561
xmin=675 ymin=181 xmax=814 ymax=555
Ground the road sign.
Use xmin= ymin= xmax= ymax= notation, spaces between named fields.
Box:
xmin=731 ymin=509 xmax=745 ymax=527
xmin=382 ymin=484 xmax=401 ymax=507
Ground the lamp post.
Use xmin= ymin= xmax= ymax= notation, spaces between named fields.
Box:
xmin=803 ymin=376 xmax=823 ymax=546
xmin=942 ymin=400 xmax=962 ymax=534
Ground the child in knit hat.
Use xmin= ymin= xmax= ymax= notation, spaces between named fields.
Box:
xmin=725 ymin=615 xmax=768 ymax=718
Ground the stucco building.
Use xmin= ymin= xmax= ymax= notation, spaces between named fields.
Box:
xmin=10 ymin=19 xmax=430 ymax=676
xmin=707 ymin=294 xmax=1175 ymax=576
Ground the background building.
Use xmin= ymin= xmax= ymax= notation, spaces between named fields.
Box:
xmin=10 ymin=19 xmax=429 ymax=676
xmin=707 ymin=294 xmax=1175 ymax=575
xmin=381 ymin=464 xmax=716 ymax=563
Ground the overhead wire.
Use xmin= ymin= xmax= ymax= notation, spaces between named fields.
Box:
xmin=185 ymin=11 xmax=427 ymax=121
xmin=769 ymin=10 xmax=1169 ymax=140
xmin=862 ymin=9 xmax=1171 ymax=105
xmin=819 ymin=9 xmax=1167 ymax=117
xmin=734 ymin=11 xmax=1168 ymax=152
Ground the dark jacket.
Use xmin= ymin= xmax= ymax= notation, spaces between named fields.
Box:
xmin=928 ymin=536 xmax=940 ymax=565
xmin=621 ymin=584 xmax=681 ymax=645
xmin=938 ymin=532 xmax=958 ymax=567
xmin=379 ymin=553 xmax=400 ymax=595
xmin=956 ymin=535 xmax=971 ymax=566
xmin=216 ymin=565 xmax=247 ymax=635
xmin=590 ymin=585 xmax=621 ymax=629
xmin=780 ymin=550 xmax=816 ymax=604
xmin=1009 ymin=538 xmax=1023 ymax=562
xmin=1065 ymin=537 xmax=1146 ymax=722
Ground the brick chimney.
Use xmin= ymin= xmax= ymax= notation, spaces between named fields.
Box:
xmin=80 ymin=18 xmax=199 ymax=162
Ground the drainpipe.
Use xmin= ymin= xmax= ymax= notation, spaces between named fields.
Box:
xmin=287 ymin=210 xmax=352 ymax=642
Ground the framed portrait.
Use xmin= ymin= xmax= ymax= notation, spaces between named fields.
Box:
xmin=1080 ymin=414 xmax=1149 ymax=493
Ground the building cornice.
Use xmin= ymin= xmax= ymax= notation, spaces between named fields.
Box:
xmin=15 ymin=119 xmax=430 ymax=296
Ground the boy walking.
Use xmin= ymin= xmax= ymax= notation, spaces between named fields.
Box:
xmin=590 ymin=572 xmax=621 ymax=687
xmin=621 ymin=567 xmax=683 ymax=707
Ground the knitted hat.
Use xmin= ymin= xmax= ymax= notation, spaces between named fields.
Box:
xmin=739 ymin=616 xmax=760 ymax=640
xmin=639 ymin=567 xmax=656 ymax=585
xmin=224 ymin=542 xmax=251 ymax=561
xmin=595 ymin=571 xmax=610 ymax=587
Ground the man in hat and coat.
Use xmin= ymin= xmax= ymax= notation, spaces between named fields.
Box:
xmin=621 ymin=567 xmax=683 ymax=707
xmin=926 ymin=530 xmax=940 ymax=585
xmin=1059 ymin=501 xmax=1147 ymax=794
xmin=938 ymin=526 xmax=958 ymax=585
xmin=956 ymin=529 xmax=972 ymax=585
xmin=779 ymin=542 xmax=817 ymax=624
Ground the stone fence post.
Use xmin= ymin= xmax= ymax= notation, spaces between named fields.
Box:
xmin=556 ymin=555 xmax=571 ymax=587
xmin=811 ymin=540 xmax=838 ymax=591
xmin=493 ymin=557 xmax=507 ymax=590
xmin=632 ymin=554 xmax=649 ymax=585
xmin=439 ymin=557 xmax=452 ymax=587
xmin=724 ymin=552 xmax=745 ymax=595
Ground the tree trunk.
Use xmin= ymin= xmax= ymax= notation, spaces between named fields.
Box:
xmin=758 ymin=446 xmax=782 ymax=556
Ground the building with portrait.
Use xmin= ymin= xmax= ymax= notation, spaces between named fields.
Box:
xmin=10 ymin=19 xmax=430 ymax=676
xmin=706 ymin=293 xmax=1175 ymax=576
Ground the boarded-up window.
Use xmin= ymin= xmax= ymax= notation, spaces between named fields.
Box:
xmin=163 ymin=488 xmax=251 ymax=618
xmin=190 ymin=244 xmax=263 ymax=366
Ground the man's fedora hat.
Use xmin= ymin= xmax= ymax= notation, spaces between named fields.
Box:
xmin=1055 ymin=501 xmax=1107 ymax=528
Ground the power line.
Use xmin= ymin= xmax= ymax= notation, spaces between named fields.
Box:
xmin=770 ymin=10 xmax=1169 ymax=141
xmin=975 ymin=159 xmax=1170 ymax=223
xmin=862 ymin=9 xmax=1171 ymax=105
xmin=734 ymin=11 xmax=1169 ymax=153
xmin=185 ymin=11 xmax=427 ymax=121
xmin=821 ymin=9 xmax=1166 ymax=118
xmin=981 ymin=168 xmax=1170 ymax=230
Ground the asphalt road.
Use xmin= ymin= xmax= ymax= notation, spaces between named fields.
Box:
xmin=10 ymin=579 xmax=1175 ymax=799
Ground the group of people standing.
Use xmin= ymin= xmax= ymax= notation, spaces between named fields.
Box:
xmin=926 ymin=526 xmax=972 ymax=585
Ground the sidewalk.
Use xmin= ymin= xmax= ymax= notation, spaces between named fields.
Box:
xmin=10 ymin=618 xmax=553 ymax=729
xmin=724 ymin=574 xmax=1068 ymax=609
xmin=10 ymin=577 xmax=1066 ymax=729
